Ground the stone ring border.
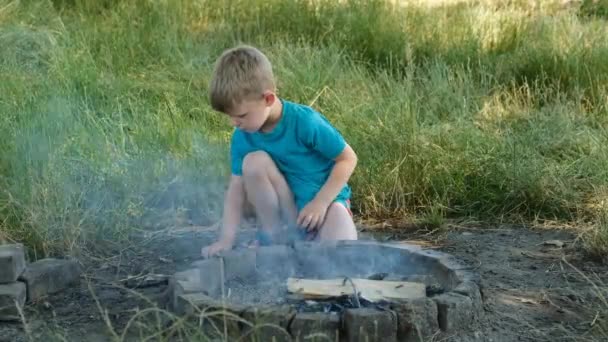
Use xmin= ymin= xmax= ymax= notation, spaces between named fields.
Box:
xmin=168 ymin=240 xmax=484 ymax=341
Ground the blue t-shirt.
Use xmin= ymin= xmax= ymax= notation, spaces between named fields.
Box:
xmin=230 ymin=99 xmax=351 ymax=210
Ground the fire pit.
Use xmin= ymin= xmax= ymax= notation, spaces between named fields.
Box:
xmin=169 ymin=240 xmax=483 ymax=341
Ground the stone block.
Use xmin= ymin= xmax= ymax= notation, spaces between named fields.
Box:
xmin=434 ymin=292 xmax=474 ymax=332
xmin=438 ymin=256 xmax=481 ymax=290
xmin=175 ymin=292 xmax=211 ymax=316
xmin=256 ymin=245 xmax=296 ymax=278
xmin=296 ymin=241 xmax=410 ymax=278
xmin=383 ymin=241 xmax=422 ymax=253
xmin=19 ymin=258 xmax=80 ymax=302
xmin=0 ymin=282 xmax=26 ymax=321
xmin=289 ymin=312 xmax=341 ymax=342
xmin=241 ymin=304 xmax=295 ymax=342
xmin=294 ymin=243 xmax=337 ymax=278
xmin=219 ymin=248 xmax=256 ymax=281
xmin=331 ymin=245 xmax=384 ymax=276
xmin=191 ymin=258 xmax=223 ymax=296
xmin=173 ymin=268 xmax=202 ymax=290
xmin=357 ymin=241 xmax=422 ymax=276
xmin=169 ymin=268 xmax=203 ymax=311
xmin=453 ymin=281 xmax=484 ymax=316
xmin=176 ymin=293 xmax=245 ymax=339
xmin=392 ymin=297 xmax=439 ymax=342
xmin=0 ymin=244 xmax=26 ymax=284
xmin=440 ymin=258 xmax=472 ymax=290
xmin=453 ymin=268 xmax=482 ymax=286
xmin=407 ymin=251 xmax=448 ymax=286
xmin=405 ymin=274 xmax=439 ymax=285
xmin=343 ymin=308 xmax=397 ymax=342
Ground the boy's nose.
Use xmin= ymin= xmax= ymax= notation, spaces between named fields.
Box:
xmin=231 ymin=118 xmax=239 ymax=126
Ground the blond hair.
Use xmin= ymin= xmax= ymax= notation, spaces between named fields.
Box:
xmin=209 ymin=45 xmax=275 ymax=113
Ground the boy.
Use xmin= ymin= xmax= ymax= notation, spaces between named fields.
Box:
xmin=201 ymin=45 xmax=358 ymax=258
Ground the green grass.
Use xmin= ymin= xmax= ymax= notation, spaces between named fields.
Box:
xmin=0 ymin=0 xmax=607 ymax=260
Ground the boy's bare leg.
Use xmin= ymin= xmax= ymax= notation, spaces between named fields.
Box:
xmin=242 ymin=151 xmax=298 ymax=242
xmin=316 ymin=202 xmax=358 ymax=240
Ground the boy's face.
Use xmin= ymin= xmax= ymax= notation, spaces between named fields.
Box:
xmin=226 ymin=92 xmax=275 ymax=133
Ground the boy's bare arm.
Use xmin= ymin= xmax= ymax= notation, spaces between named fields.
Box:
xmin=297 ymin=144 xmax=357 ymax=229
xmin=220 ymin=175 xmax=245 ymax=243
xmin=202 ymin=175 xmax=245 ymax=257
xmin=316 ymin=144 xmax=358 ymax=204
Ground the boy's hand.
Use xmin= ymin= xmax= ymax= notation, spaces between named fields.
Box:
xmin=297 ymin=199 xmax=330 ymax=231
xmin=201 ymin=240 xmax=233 ymax=258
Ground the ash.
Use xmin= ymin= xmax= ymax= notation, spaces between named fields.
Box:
xmin=219 ymin=272 xmax=444 ymax=314
xmin=222 ymin=277 xmax=391 ymax=313
xmin=222 ymin=276 xmax=289 ymax=306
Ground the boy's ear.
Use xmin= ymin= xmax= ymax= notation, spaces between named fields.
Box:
xmin=262 ymin=91 xmax=276 ymax=107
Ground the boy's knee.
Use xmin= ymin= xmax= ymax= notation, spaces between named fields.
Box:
xmin=320 ymin=202 xmax=357 ymax=239
xmin=242 ymin=151 xmax=273 ymax=177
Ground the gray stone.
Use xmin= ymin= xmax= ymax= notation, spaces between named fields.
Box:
xmin=438 ymin=255 xmax=481 ymax=287
xmin=219 ymin=248 xmax=256 ymax=281
xmin=241 ymin=304 xmax=295 ymax=342
xmin=289 ymin=312 xmax=341 ymax=342
xmin=302 ymin=241 xmax=416 ymax=277
xmin=168 ymin=268 xmax=204 ymax=311
xmin=173 ymin=267 xmax=192 ymax=280
xmin=191 ymin=258 xmax=223 ymax=296
xmin=454 ymin=268 xmax=482 ymax=286
xmin=0 ymin=244 xmax=26 ymax=284
xmin=392 ymin=297 xmax=439 ymax=342
xmin=295 ymin=241 xmax=366 ymax=278
xmin=0 ymin=282 xmax=26 ymax=321
xmin=256 ymin=245 xmax=295 ymax=278
xmin=175 ymin=292 xmax=213 ymax=316
xmin=294 ymin=243 xmax=339 ymax=278
xmin=453 ymin=281 xmax=484 ymax=316
xmin=434 ymin=292 xmax=474 ymax=332
xmin=332 ymin=245 xmax=390 ymax=276
xmin=296 ymin=240 xmax=417 ymax=277
xmin=408 ymin=251 xmax=459 ymax=291
xmin=343 ymin=308 xmax=397 ymax=342
xmin=173 ymin=268 xmax=203 ymax=289
xmin=383 ymin=241 xmax=422 ymax=253
xmin=18 ymin=258 xmax=80 ymax=302
xmin=405 ymin=274 xmax=438 ymax=285
xmin=407 ymin=251 xmax=443 ymax=278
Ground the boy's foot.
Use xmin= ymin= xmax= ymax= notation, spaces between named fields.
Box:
xmin=242 ymin=230 xmax=273 ymax=248
xmin=201 ymin=240 xmax=233 ymax=258
xmin=242 ymin=239 xmax=260 ymax=249
xmin=255 ymin=230 xmax=273 ymax=246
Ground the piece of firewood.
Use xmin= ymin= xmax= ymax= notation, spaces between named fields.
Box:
xmin=286 ymin=277 xmax=426 ymax=302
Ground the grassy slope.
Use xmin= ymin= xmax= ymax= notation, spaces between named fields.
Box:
xmin=0 ymin=0 xmax=607 ymax=258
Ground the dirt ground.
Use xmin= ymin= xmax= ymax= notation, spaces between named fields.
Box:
xmin=0 ymin=223 xmax=606 ymax=342
xmin=368 ymin=224 xmax=608 ymax=342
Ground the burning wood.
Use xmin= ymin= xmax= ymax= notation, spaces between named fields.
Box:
xmin=287 ymin=277 xmax=426 ymax=302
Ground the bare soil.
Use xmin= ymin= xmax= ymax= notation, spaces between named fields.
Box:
xmin=0 ymin=224 xmax=606 ymax=341
xmin=368 ymin=224 xmax=608 ymax=341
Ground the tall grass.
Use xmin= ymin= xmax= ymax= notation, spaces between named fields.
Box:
xmin=0 ymin=0 xmax=607 ymax=258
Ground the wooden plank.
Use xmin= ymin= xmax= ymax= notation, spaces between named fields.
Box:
xmin=287 ymin=278 xmax=426 ymax=302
